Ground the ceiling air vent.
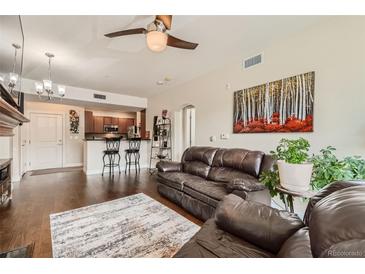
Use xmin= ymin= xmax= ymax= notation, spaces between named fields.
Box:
xmin=243 ymin=54 xmax=262 ymax=69
xmin=94 ymin=94 xmax=106 ymax=100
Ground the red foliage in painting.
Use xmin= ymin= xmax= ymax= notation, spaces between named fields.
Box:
xmin=233 ymin=114 xmax=313 ymax=133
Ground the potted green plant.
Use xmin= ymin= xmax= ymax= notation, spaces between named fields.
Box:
xmin=272 ymin=138 xmax=312 ymax=192
xmin=260 ymin=140 xmax=365 ymax=203
xmin=311 ymin=146 xmax=365 ymax=190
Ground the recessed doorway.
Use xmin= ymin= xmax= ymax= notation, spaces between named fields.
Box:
xmin=182 ymin=105 xmax=196 ymax=150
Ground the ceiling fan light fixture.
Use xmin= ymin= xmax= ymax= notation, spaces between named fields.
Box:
xmin=146 ymin=31 xmax=167 ymax=52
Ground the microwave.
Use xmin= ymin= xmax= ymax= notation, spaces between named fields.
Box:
xmin=104 ymin=124 xmax=119 ymax=133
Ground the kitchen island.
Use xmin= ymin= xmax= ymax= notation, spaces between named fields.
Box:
xmin=83 ymin=138 xmax=150 ymax=175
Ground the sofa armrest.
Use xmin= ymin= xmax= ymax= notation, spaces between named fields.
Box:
xmin=231 ymin=188 xmax=271 ymax=206
xmin=303 ymin=180 xmax=365 ymax=225
xmin=156 ymin=161 xmax=182 ymax=172
xmin=215 ymin=194 xmax=304 ymax=254
xmin=259 ymin=154 xmax=276 ymax=174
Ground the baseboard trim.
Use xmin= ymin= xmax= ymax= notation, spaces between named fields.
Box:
xmin=64 ymin=163 xmax=83 ymax=168
xmin=12 ymin=175 xmax=21 ymax=183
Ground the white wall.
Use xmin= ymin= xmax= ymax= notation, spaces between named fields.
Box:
xmin=147 ymin=17 xmax=365 ymax=159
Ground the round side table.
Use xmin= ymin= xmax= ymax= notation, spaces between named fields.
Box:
xmin=276 ymin=186 xmax=316 ymax=213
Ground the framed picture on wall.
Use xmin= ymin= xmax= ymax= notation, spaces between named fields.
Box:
xmin=69 ymin=110 xmax=80 ymax=134
xmin=233 ymin=71 xmax=315 ymax=133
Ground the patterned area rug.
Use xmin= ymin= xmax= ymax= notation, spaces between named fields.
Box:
xmin=50 ymin=193 xmax=200 ymax=258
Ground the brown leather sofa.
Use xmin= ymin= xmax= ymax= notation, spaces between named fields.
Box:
xmin=156 ymin=146 xmax=275 ymax=221
xmin=174 ymin=180 xmax=365 ymax=258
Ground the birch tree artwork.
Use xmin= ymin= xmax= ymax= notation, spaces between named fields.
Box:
xmin=233 ymin=71 xmax=314 ymax=133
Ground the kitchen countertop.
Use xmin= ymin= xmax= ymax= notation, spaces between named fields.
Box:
xmin=84 ymin=138 xmax=151 ymax=141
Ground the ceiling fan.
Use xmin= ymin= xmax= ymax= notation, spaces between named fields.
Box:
xmin=104 ymin=15 xmax=199 ymax=52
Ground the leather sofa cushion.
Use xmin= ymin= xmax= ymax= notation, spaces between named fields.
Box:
xmin=303 ymin=180 xmax=365 ymax=226
xmin=174 ymin=219 xmax=273 ymax=258
xmin=207 ymin=166 xmax=258 ymax=183
xmin=184 ymin=180 xmax=228 ymax=207
xmin=157 ymin=172 xmax=204 ymax=191
xmin=211 ymin=148 xmax=264 ymax=178
xmin=309 ymin=185 xmax=365 ymax=257
xmin=277 ymin=227 xmax=312 ymax=257
xmin=232 ymin=189 xmax=271 ymax=206
xmin=215 ymin=194 xmax=304 ymax=254
xmin=226 ymin=178 xmax=266 ymax=192
xmin=320 ymin=239 xmax=365 ymax=258
xmin=183 ymin=161 xmax=211 ymax=178
xmin=181 ymin=146 xmax=218 ymax=166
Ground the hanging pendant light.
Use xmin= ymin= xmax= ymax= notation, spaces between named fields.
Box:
xmin=35 ymin=52 xmax=66 ymax=100
xmin=43 ymin=52 xmax=54 ymax=100
xmin=8 ymin=43 xmax=21 ymax=94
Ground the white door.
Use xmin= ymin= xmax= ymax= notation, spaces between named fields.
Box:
xmin=29 ymin=113 xmax=63 ymax=170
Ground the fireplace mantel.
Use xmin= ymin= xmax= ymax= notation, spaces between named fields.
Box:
xmin=0 ymin=92 xmax=29 ymax=136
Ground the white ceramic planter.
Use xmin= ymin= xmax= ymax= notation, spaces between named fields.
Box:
xmin=277 ymin=160 xmax=313 ymax=192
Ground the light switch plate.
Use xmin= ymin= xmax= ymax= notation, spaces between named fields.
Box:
xmin=220 ymin=133 xmax=230 ymax=140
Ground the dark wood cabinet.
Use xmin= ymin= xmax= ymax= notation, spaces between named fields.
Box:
xmin=103 ymin=116 xmax=112 ymax=125
xmin=111 ymin=117 xmax=119 ymax=125
xmin=118 ymin=118 xmax=135 ymax=133
xmin=84 ymin=111 xmax=94 ymax=133
xmin=126 ymin=118 xmax=135 ymax=129
xmin=94 ymin=116 xmax=104 ymax=133
xmin=85 ymin=113 xmax=135 ymax=134
xmin=118 ymin=118 xmax=126 ymax=133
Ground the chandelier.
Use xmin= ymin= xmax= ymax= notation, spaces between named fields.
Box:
xmin=0 ymin=43 xmax=22 ymax=94
xmin=35 ymin=52 xmax=65 ymax=100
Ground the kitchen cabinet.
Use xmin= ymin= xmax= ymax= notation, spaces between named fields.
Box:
xmin=94 ymin=116 xmax=104 ymax=133
xmin=125 ymin=118 xmax=135 ymax=129
xmin=103 ymin=116 xmax=112 ymax=125
xmin=118 ymin=118 xmax=135 ymax=133
xmin=118 ymin=118 xmax=126 ymax=133
xmin=84 ymin=111 xmax=94 ymax=133
xmin=111 ymin=117 xmax=119 ymax=125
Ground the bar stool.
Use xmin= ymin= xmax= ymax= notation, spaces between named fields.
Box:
xmin=125 ymin=138 xmax=141 ymax=173
xmin=102 ymin=137 xmax=122 ymax=177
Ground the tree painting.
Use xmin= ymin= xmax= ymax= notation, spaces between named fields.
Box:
xmin=233 ymin=71 xmax=314 ymax=133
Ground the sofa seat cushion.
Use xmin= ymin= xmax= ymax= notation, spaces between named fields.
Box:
xmin=226 ymin=178 xmax=266 ymax=192
xmin=157 ymin=172 xmax=204 ymax=191
xmin=207 ymin=167 xmax=259 ymax=184
xmin=183 ymin=180 xmax=229 ymax=207
xmin=174 ymin=219 xmax=273 ymax=258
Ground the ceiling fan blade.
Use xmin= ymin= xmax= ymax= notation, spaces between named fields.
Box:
xmin=156 ymin=15 xmax=172 ymax=30
xmin=167 ymin=35 xmax=198 ymax=50
xmin=104 ymin=28 xmax=146 ymax=38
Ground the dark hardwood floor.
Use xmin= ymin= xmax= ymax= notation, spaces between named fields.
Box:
xmin=0 ymin=168 xmax=202 ymax=257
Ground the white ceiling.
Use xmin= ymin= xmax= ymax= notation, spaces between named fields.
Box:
xmin=5 ymin=16 xmax=327 ymax=98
